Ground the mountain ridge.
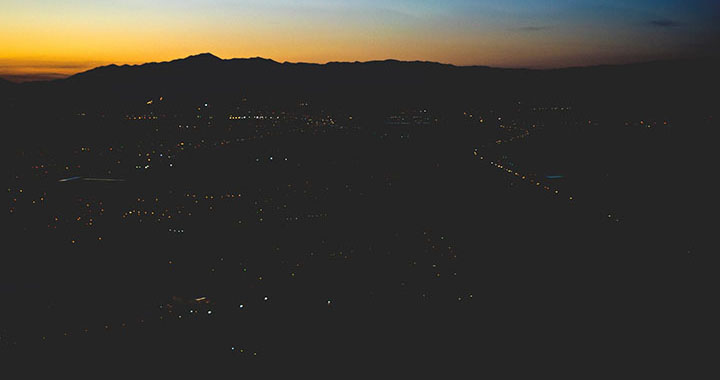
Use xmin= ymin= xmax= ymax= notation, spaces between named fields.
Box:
xmin=5 ymin=53 xmax=715 ymax=85
xmin=2 ymin=54 xmax=716 ymax=125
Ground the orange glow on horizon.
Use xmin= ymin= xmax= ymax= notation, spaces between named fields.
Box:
xmin=2 ymin=0 xmax=706 ymax=81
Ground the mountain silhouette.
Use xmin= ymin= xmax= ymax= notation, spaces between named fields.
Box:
xmin=5 ymin=54 xmax=715 ymax=110
xmin=0 ymin=77 xmax=15 ymax=91
xmin=2 ymin=53 xmax=716 ymax=148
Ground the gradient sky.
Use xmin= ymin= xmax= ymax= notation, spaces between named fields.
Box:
xmin=1 ymin=0 xmax=718 ymax=81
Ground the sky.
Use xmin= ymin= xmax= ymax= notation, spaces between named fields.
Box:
xmin=1 ymin=0 xmax=718 ymax=81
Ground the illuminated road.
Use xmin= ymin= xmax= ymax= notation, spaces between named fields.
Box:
xmin=473 ymin=123 xmax=622 ymax=224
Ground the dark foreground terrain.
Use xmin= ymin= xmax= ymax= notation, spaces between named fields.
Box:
xmin=2 ymin=57 xmax=714 ymax=373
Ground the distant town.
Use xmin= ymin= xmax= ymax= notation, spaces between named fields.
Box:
xmin=2 ymin=56 xmax=713 ymax=363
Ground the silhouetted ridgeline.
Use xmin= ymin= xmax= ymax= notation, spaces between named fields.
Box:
xmin=0 ymin=77 xmax=16 ymax=101
xmin=2 ymin=54 xmax=717 ymax=146
xmin=0 ymin=77 xmax=14 ymax=87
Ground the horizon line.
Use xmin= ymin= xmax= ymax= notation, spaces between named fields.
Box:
xmin=2 ymin=52 xmax=713 ymax=83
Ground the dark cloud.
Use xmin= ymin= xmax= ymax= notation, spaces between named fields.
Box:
xmin=0 ymin=73 xmax=69 ymax=83
xmin=650 ymin=19 xmax=681 ymax=28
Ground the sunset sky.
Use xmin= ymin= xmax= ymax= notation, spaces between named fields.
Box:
xmin=1 ymin=0 xmax=718 ymax=81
